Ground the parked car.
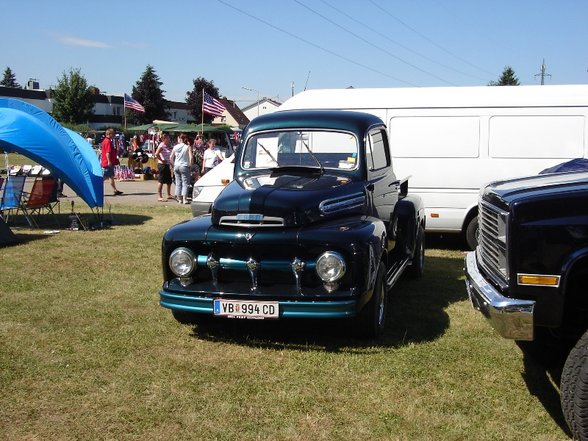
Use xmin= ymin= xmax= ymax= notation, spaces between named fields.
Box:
xmin=159 ymin=110 xmax=425 ymax=338
xmin=465 ymin=171 xmax=588 ymax=440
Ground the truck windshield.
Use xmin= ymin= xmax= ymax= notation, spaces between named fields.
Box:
xmin=241 ymin=130 xmax=358 ymax=171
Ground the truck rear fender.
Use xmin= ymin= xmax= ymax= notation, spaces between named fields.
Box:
xmin=389 ymin=195 xmax=425 ymax=257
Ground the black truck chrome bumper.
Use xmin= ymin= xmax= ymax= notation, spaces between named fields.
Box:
xmin=464 ymin=252 xmax=535 ymax=341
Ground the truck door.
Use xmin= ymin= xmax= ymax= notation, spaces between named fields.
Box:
xmin=366 ymin=128 xmax=397 ymax=223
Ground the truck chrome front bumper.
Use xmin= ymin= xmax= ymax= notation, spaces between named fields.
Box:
xmin=464 ymin=252 xmax=535 ymax=341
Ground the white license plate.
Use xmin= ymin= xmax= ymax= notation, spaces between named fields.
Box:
xmin=213 ymin=299 xmax=279 ymax=319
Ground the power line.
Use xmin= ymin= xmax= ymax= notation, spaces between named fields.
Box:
xmin=293 ymin=0 xmax=456 ymax=85
xmin=318 ymin=0 xmax=488 ymax=82
xmin=216 ymin=0 xmax=418 ymax=86
xmin=368 ymin=0 xmax=497 ymax=78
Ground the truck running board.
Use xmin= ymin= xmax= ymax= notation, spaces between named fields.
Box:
xmin=386 ymin=259 xmax=409 ymax=289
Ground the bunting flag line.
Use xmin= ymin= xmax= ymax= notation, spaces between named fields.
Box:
xmin=124 ymin=93 xmax=145 ymax=113
xmin=202 ymin=91 xmax=226 ymax=117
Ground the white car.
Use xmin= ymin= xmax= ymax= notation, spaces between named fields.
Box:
xmin=191 ymin=155 xmax=235 ymax=216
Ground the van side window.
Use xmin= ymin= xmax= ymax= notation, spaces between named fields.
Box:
xmin=368 ymin=130 xmax=390 ymax=171
xmin=489 ymin=115 xmax=585 ymax=158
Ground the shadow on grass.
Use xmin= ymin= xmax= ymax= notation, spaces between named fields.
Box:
xmin=426 ymin=232 xmax=469 ymax=251
xmin=517 ymin=334 xmax=576 ymax=438
xmin=6 ymin=211 xmax=152 ymax=229
xmin=187 ymin=253 xmax=467 ymax=352
xmin=2 ymin=212 xmax=152 ymax=246
xmin=519 ymin=351 xmax=571 ymax=438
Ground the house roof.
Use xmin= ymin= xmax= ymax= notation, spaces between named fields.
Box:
xmin=0 ymin=86 xmax=48 ymax=100
xmin=241 ymin=97 xmax=282 ymax=113
xmin=220 ymin=98 xmax=249 ymax=126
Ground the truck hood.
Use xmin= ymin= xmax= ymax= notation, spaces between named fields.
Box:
xmin=484 ymin=171 xmax=588 ymax=207
xmin=211 ymin=171 xmax=367 ymax=227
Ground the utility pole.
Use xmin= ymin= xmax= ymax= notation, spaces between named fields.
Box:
xmin=534 ymin=59 xmax=552 ymax=85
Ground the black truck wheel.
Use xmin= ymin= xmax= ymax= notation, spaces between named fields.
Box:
xmin=561 ymin=329 xmax=588 ymax=440
xmin=354 ymin=264 xmax=387 ymax=339
xmin=407 ymin=225 xmax=425 ymax=278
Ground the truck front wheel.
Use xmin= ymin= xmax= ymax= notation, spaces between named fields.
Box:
xmin=561 ymin=329 xmax=588 ymax=440
xmin=354 ymin=264 xmax=387 ymax=339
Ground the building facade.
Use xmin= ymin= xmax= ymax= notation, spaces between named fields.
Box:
xmin=0 ymin=85 xmax=192 ymax=130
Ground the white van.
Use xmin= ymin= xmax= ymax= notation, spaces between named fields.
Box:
xmin=278 ymin=85 xmax=588 ymax=248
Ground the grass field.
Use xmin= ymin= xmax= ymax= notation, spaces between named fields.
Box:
xmin=0 ymin=204 xmax=571 ymax=440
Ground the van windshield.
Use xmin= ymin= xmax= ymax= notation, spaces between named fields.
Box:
xmin=241 ymin=130 xmax=358 ymax=171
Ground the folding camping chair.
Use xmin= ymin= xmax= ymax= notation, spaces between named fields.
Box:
xmin=20 ymin=176 xmax=60 ymax=228
xmin=0 ymin=175 xmax=26 ymax=224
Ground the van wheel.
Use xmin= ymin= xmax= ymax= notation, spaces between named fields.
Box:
xmin=465 ymin=215 xmax=478 ymax=250
xmin=561 ymin=329 xmax=588 ymax=440
xmin=353 ymin=264 xmax=387 ymax=339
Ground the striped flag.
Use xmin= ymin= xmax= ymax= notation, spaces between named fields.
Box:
xmin=202 ymin=91 xmax=226 ymax=117
xmin=124 ymin=93 xmax=145 ymax=113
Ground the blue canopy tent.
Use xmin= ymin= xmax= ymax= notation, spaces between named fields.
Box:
xmin=0 ymin=98 xmax=103 ymax=208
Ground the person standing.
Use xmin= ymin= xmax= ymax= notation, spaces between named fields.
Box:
xmin=170 ymin=133 xmax=193 ymax=204
xmin=191 ymin=136 xmax=206 ymax=182
xmin=201 ymin=139 xmax=224 ymax=175
xmin=101 ymin=128 xmax=123 ymax=196
xmin=155 ymin=133 xmax=173 ymax=201
xmin=127 ymin=135 xmax=141 ymax=170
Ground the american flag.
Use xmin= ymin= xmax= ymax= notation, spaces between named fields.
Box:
xmin=202 ymin=91 xmax=226 ymax=117
xmin=124 ymin=93 xmax=145 ymax=113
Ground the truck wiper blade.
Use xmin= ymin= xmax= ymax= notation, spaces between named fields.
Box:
xmin=302 ymin=140 xmax=324 ymax=174
xmin=257 ymin=141 xmax=278 ymax=164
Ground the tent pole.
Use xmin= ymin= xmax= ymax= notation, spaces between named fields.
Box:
xmin=3 ymin=151 xmax=9 ymax=182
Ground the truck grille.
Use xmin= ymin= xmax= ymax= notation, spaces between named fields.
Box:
xmin=219 ymin=214 xmax=285 ymax=228
xmin=478 ymin=201 xmax=509 ymax=283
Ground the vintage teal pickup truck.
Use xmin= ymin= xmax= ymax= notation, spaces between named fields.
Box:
xmin=160 ymin=110 xmax=425 ymax=338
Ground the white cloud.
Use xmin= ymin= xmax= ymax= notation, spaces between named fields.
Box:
xmin=55 ymin=34 xmax=110 ymax=48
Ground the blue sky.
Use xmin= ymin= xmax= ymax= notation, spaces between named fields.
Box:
xmin=2 ymin=0 xmax=587 ymax=108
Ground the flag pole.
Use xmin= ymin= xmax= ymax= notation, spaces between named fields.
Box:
xmin=123 ymin=96 xmax=127 ymax=130
xmin=201 ymin=88 xmax=204 ymax=130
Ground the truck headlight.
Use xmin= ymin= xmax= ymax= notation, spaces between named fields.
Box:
xmin=192 ymin=186 xmax=203 ymax=199
xmin=169 ymin=247 xmax=196 ymax=277
xmin=316 ymin=251 xmax=346 ymax=282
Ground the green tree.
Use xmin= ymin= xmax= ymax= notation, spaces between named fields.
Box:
xmin=1 ymin=67 xmax=21 ymax=88
xmin=488 ymin=66 xmax=520 ymax=86
xmin=51 ymin=68 xmax=94 ymax=124
xmin=186 ymin=77 xmax=221 ymax=124
xmin=129 ymin=65 xmax=168 ymax=125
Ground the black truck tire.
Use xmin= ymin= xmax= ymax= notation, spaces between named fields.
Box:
xmin=354 ymin=264 xmax=387 ymax=339
xmin=407 ymin=225 xmax=425 ymax=278
xmin=561 ymin=329 xmax=588 ymax=440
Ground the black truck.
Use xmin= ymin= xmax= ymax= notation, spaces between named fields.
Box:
xmin=160 ymin=110 xmax=425 ymax=338
xmin=465 ymin=171 xmax=588 ymax=440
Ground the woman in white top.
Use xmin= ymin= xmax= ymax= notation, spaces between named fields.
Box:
xmin=170 ymin=133 xmax=193 ymax=204
xmin=201 ymin=139 xmax=224 ymax=175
